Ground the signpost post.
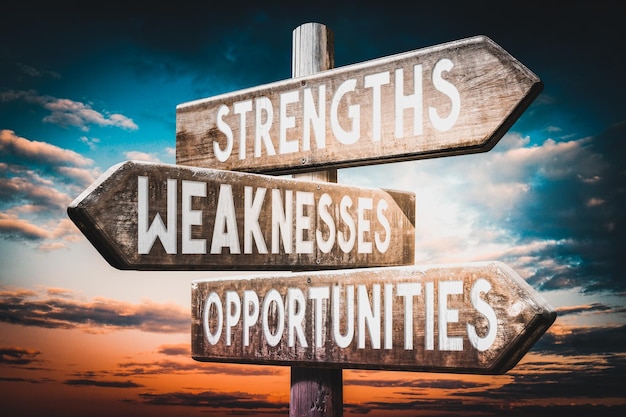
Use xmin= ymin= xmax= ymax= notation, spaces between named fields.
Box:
xmin=289 ymin=23 xmax=342 ymax=417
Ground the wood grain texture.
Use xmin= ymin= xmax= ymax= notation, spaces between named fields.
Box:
xmin=291 ymin=22 xmax=334 ymax=78
xmin=191 ymin=261 xmax=556 ymax=374
xmin=176 ymin=35 xmax=542 ymax=175
xmin=290 ymin=367 xmax=342 ymax=417
xmin=67 ymin=160 xmax=415 ymax=271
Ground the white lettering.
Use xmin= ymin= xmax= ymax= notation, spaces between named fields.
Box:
xmin=357 ymin=284 xmax=381 ymax=349
xmin=255 ymin=97 xmax=276 ymax=157
xmin=182 ymin=180 xmax=206 ymax=254
xmin=467 ymin=278 xmax=498 ymax=351
xmin=203 ymin=292 xmax=223 ymax=345
xmin=395 ymin=65 xmax=423 ymax=138
xmin=309 ymin=286 xmax=330 ymax=348
xmin=271 ymin=189 xmax=293 ymax=254
xmin=375 ymin=199 xmax=391 ymax=253
xmin=199 ymin=276 xmax=502 ymax=356
xmin=384 ymin=283 xmax=393 ymax=349
xmin=211 ymin=184 xmax=241 ymax=254
xmin=357 ymin=197 xmax=373 ymax=254
xmin=215 ymin=104 xmax=233 ymax=162
xmin=338 ymin=195 xmax=355 ymax=253
xmin=244 ymin=186 xmax=268 ymax=254
xmin=331 ymin=78 xmax=360 ymax=145
xmin=439 ymin=280 xmax=463 ymax=351
xmin=279 ymin=90 xmax=299 ymax=154
xmin=425 ymin=281 xmax=434 ymax=350
xmin=295 ymin=191 xmax=314 ymax=254
xmin=397 ymin=282 xmax=421 ymax=350
xmin=429 ymin=58 xmax=461 ymax=131
xmin=138 ymin=176 xmax=177 ymax=254
xmin=287 ymin=288 xmax=307 ymax=347
xmin=364 ymin=71 xmax=390 ymax=141
xmin=302 ymin=86 xmax=326 ymax=150
xmin=225 ymin=291 xmax=241 ymax=346
xmin=233 ymin=100 xmax=252 ymax=160
xmin=315 ymin=193 xmax=335 ymax=253
xmin=243 ymin=290 xmax=259 ymax=347
xmin=332 ymin=284 xmax=354 ymax=348
xmin=262 ymin=289 xmax=285 ymax=347
xmin=209 ymin=57 xmax=462 ymax=165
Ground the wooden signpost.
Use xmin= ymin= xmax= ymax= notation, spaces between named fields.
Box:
xmin=67 ymin=160 xmax=415 ymax=271
xmin=67 ymin=22 xmax=554 ymax=417
xmin=191 ymin=261 xmax=556 ymax=375
xmin=176 ymin=35 xmax=543 ymax=175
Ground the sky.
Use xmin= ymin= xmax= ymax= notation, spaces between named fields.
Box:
xmin=1 ymin=1 xmax=625 ymax=416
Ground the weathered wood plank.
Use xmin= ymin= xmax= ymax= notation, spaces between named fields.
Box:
xmin=191 ymin=262 xmax=556 ymax=374
xmin=67 ymin=160 xmax=415 ymax=271
xmin=176 ymin=35 xmax=542 ymax=175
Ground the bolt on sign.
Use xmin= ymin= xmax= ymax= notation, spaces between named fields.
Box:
xmin=67 ymin=160 xmax=415 ymax=270
xmin=176 ymin=35 xmax=543 ymax=175
xmin=191 ymin=262 xmax=556 ymax=374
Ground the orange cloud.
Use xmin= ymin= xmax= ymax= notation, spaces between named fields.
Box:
xmin=0 ymin=129 xmax=93 ymax=167
xmin=0 ymin=287 xmax=188 ymax=334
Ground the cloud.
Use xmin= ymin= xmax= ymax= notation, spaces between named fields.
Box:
xmin=139 ymin=389 xmax=288 ymax=410
xmin=15 ymin=62 xmax=61 ymax=80
xmin=0 ymin=129 xmax=92 ymax=167
xmin=503 ymin=123 xmax=626 ymax=294
xmin=534 ymin=324 xmax=626 ymax=356
xmin=1 ymin=90 xmax=138 ymax=131
xmin=64 ymin=378 xmax=143 ymax=388
xmin=55 ymin=166 xmax=98 ymax=187
xmin=345 ymin=376 xmax=491 ymax=390
xmin=446 ymin=354 xmax=626 ymax=417
xmin=125 ymin=150 xmax=162 ymax=163
xmin=115 ymin=357 xmax=284 ymax=378
xmin=42 ymin=98 xmax=138 ymax=131
xmin=0 ymin=130 xmax=99 ymax=248
xmin=0 ymin=346 xmax=42 ymax=365
xmin=0 ymin=376 xmax=50 ymax=384
xmin=115 ymin=359 xmax=205 ymax=376
xmin=0 ymin=175 xmax=71 ymax=210
xmin=0 ymin=287 xmax=188 ymax=334
xmin=79 ymin=135 xmax=100 ymax=150
xmin=343 ymin=122 xmax=625 ymax=296
xmin=346 ymin=400 xmax=626 ymax=417
xmin=0 ymin=213 xmax=53 ymax=240
xmin=0 ymin=195 xmax=83 ymax=245
xmin=340 ymin=344 xmax=626 ymax=416
xmin=157 ymin=344 xmax=190 ymax=356
xmin=556 ymin=302 xmax=615 ymax=317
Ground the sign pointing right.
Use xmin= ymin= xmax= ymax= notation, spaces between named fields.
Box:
xmin=177 ymin=35 xmax=543 ymax=175
xmin=192 ymin=261 xmax=556 ymax=374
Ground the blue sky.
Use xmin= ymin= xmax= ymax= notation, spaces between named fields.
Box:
xmin=1 ymin=1 xmax=625 ymax=416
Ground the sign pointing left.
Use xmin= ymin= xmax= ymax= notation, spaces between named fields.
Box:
xmin=67 ymin=161 xmax=415 ymax=271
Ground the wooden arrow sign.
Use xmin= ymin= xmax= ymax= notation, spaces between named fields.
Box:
xmin=191 ymin=261 xmax=556 ymax=374
xmin=67 ymin=160 xmax=415 ymax=270
xmin=176 ymin=35 xmax=543 ymax=175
